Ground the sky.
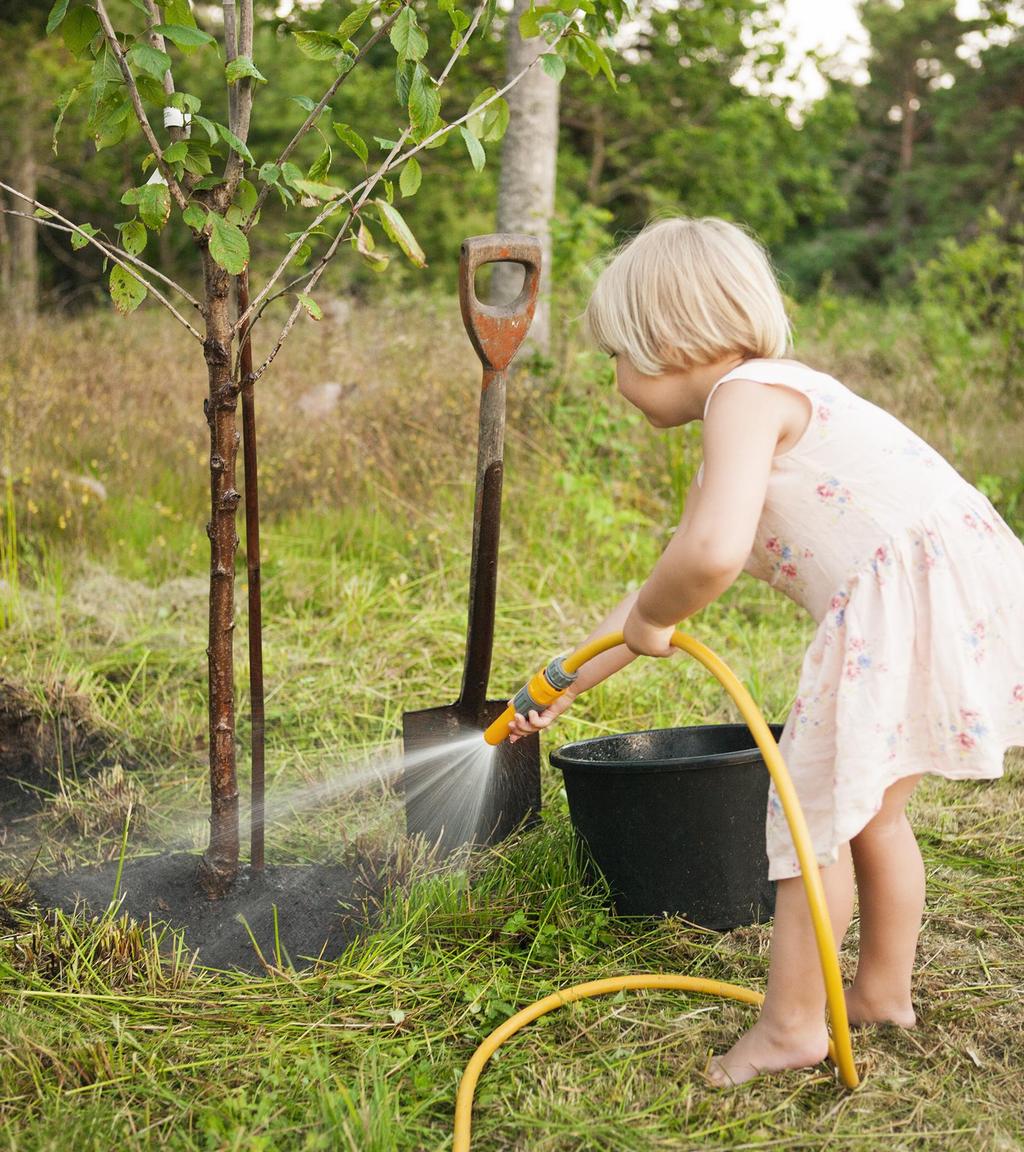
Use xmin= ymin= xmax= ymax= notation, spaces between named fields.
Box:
xmin=771 ymin=0 xmax=991 ymax=106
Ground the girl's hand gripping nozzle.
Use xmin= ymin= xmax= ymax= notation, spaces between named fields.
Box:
xmin=483 ymin=657 xmax=579 ymax=746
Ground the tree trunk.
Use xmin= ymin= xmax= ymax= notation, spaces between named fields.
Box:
xmin=4 ymin=66 xmax=38 ymax=323
xmin=198 ymin=242 xmax=241 ymax=898
xmin=894 ymin=73 xmax=917 ymax=254
xmin=492 ymin=0 xmax=560 ymax=353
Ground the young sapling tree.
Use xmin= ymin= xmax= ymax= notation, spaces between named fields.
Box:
xmin=1 ymin=0 xmax=626 ymax=896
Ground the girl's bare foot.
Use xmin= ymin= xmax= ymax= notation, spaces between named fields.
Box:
xmin=705 ymin=1017 xmax=830 ymax=1087
xmin=844 ymin=986 xmax=916 ymax=1029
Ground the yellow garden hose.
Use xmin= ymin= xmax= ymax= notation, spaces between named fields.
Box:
xmin=456 ymin=630 xmax=858 ymax=1151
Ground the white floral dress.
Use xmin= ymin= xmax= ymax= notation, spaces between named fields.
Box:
xmin=701 ymin=359 xmax=1024 ymax=880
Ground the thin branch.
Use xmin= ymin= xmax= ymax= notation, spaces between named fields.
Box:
xmin=222 ymin=1 xmax=239 ymax=134
xmin=0 ymin=183 xmax=202 ymax=310
xmin=95 ymin=0 xmax=189 ymax=212
xmin=233 ymin=2 xmax=256 ymax=183
xmin=0 ymin=185 xmax=203 ymax=341
xmin=237 ymin=5 xmax=575 ymax=338
xmin=142 ymin=0 xmax=181 ymax=133
xmin=245 ymin=1 xmax=401 ymax=233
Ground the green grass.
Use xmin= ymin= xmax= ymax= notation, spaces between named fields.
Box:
xmin=1 ymin=297 xmax=1023 ymax=1150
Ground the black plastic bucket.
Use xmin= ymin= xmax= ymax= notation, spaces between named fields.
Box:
xmin=550 ymin=724 xmax=782 ymax=930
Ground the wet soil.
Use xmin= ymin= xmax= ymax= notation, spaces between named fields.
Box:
xmin=31 ymin=852 xmax=383 ymax=973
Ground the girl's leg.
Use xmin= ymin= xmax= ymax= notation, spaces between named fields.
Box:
xmin=707 ymin=843 xmax=855 ymax=1087
xmin=846 ymin=773 xmax=924 ymax=1027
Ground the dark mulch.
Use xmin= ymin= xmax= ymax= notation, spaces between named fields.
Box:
xmin=0 ymin=676 xmax=111 ymax=821
xmin=31 ymin=851 xmax=382 ymax=973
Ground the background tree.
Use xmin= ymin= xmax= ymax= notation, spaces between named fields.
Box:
xmin=492 ymin=0 xmax=562 ymax=350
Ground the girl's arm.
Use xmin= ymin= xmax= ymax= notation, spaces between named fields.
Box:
xmin=507 ymin=589 xmax=639 ymax=741
xmin=625 ymin=378 xmax=784 ymax=655
xmin=508 ymin=467 xmax=707 ymax=742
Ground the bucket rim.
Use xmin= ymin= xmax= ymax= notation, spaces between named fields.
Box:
xmin=549 ymin=722 xmax=784 ymax=775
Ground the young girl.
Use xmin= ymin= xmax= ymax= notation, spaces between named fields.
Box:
xmin=507 ymin=216 xmax=1024 ymax=1086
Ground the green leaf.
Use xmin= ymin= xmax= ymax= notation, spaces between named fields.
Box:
xmin=408 ymin=64 xmax=440 ymax=143
xmin=225 ymin=56 xmax=267 ymax=84
xmin=120 ymin=219 xmax=148 ymax=256
xmin=293 ymin=30 xmax=347 ymax=62
xmin=46 ymin=0 xmax=70 ymax=35
xmin=375 ymin=199 xmax=426 ymax=268
xmin=333 ymin=122 xmax=368 ymax=164
xmin=480 ymin=0 xmax=498 ymax=36
xmin=163 ymin=140 xmax=188 ymax=163
xmin=122 ymin=183 xmax=171 ymax=230
xmin=307 ymin=145 xmax=332 ymax=182
xmin=356 ymin=220 xmax=389 ymax=270
xmin=52 ymin=82 xmax=87 ymax=154
xmin=136 ymin=75 xmax=170 ymax=107
xmin=208 ymin=212 xmax=249 ymax=274
xmin=235 ymin=178 xmax=258 ymax=218
xmin=390 ymin=7 xmax=428 ymax=62
xmin=127 ymin=43 xmax=173 ymax=79
xmin=216 ymin=122 xmax=254 ymax=166
xmin=400 ymin=157 xmax=422 ymax=197
xmin=109 ymin=265 xmax=148 ymax=315
xmin=297 ymin=293 xmax=323 ymax=321
xmin=575 ymin=35 xmax=616 ymax=89
xmin=460 ymin=125 xmax=485 ymax=173
xmin=338 ymin=2 xmax=375 ymax=41
xmin=182 ymin=144 xmax=212 ymax=176
xmin=151 ymin=23 xmax=216 ymax=48
xmin=182 ymin=203 xmax=207 ymax=230
xmin=467 ymin=89 xmax=509 ymax=142
xmin=518 ymin=6 xmax=541 ymax=38
xmin=186 ymin=113 xmax=216 ymax=146
xmin=258 ymin=162 xmax=281 ymax=185
xmin=62 ymin=8 xmax=100 ymax=56
xmin=291 ymin=179 xmax=346 ymax=201
xmin=163 ymin=0 xmax=199 ymax=30
xmin=70 ymin=223 xmax=98 ymax=251
xmin=280 ymin=161 xmax=305 ymax=186
xmin=540 ymin=52 xmax=566 ymax=82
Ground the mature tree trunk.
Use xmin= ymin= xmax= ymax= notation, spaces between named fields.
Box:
xmin=198 ymin=234 xmax=242 ymax=898
xmin=492 ymin=0 xmax=560 ymax=353
xmin=893 ymin=72 xmax=918 ymax=257
xmin=3 ymin=67 xmax=38 ymax=323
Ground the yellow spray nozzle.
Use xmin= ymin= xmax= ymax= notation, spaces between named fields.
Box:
xmin=483 ymin=658 xmax=577 ymax=746
xmin=483 ymin=705 xmax=515 ymax=746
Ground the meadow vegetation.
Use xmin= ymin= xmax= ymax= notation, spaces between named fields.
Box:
xmin=0 ymin=287 xmax=1022 ymax=1149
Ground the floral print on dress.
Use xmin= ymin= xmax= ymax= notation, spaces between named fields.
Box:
xmin=815 ymin=476 xmax=853 ymax=513
xmin=912 ymin=527 xmax=945 ymax=572
xmin=870 ymin=544 xmax=894 ymax=587
xmin=964 ymin=620 xmax=987 ymax=664
xmin=843 ymin=636 xmax=885 ymax=681
xmin=963 ymin=509 xmax=995 ymax=535
xmin=764 ymin=536 xmax=814 ymax=586
xmin=826 ymin=589 xmax=849 ymax=631
xmin=948 ymin=707 xmax=988 ymax=753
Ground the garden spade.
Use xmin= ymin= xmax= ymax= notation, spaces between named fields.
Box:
xmin=402 ymin=235 xmax=543 ymax=855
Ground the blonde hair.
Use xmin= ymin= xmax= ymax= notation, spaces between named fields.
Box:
xmin=585 ymin=216 xmax=791 ymax=376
